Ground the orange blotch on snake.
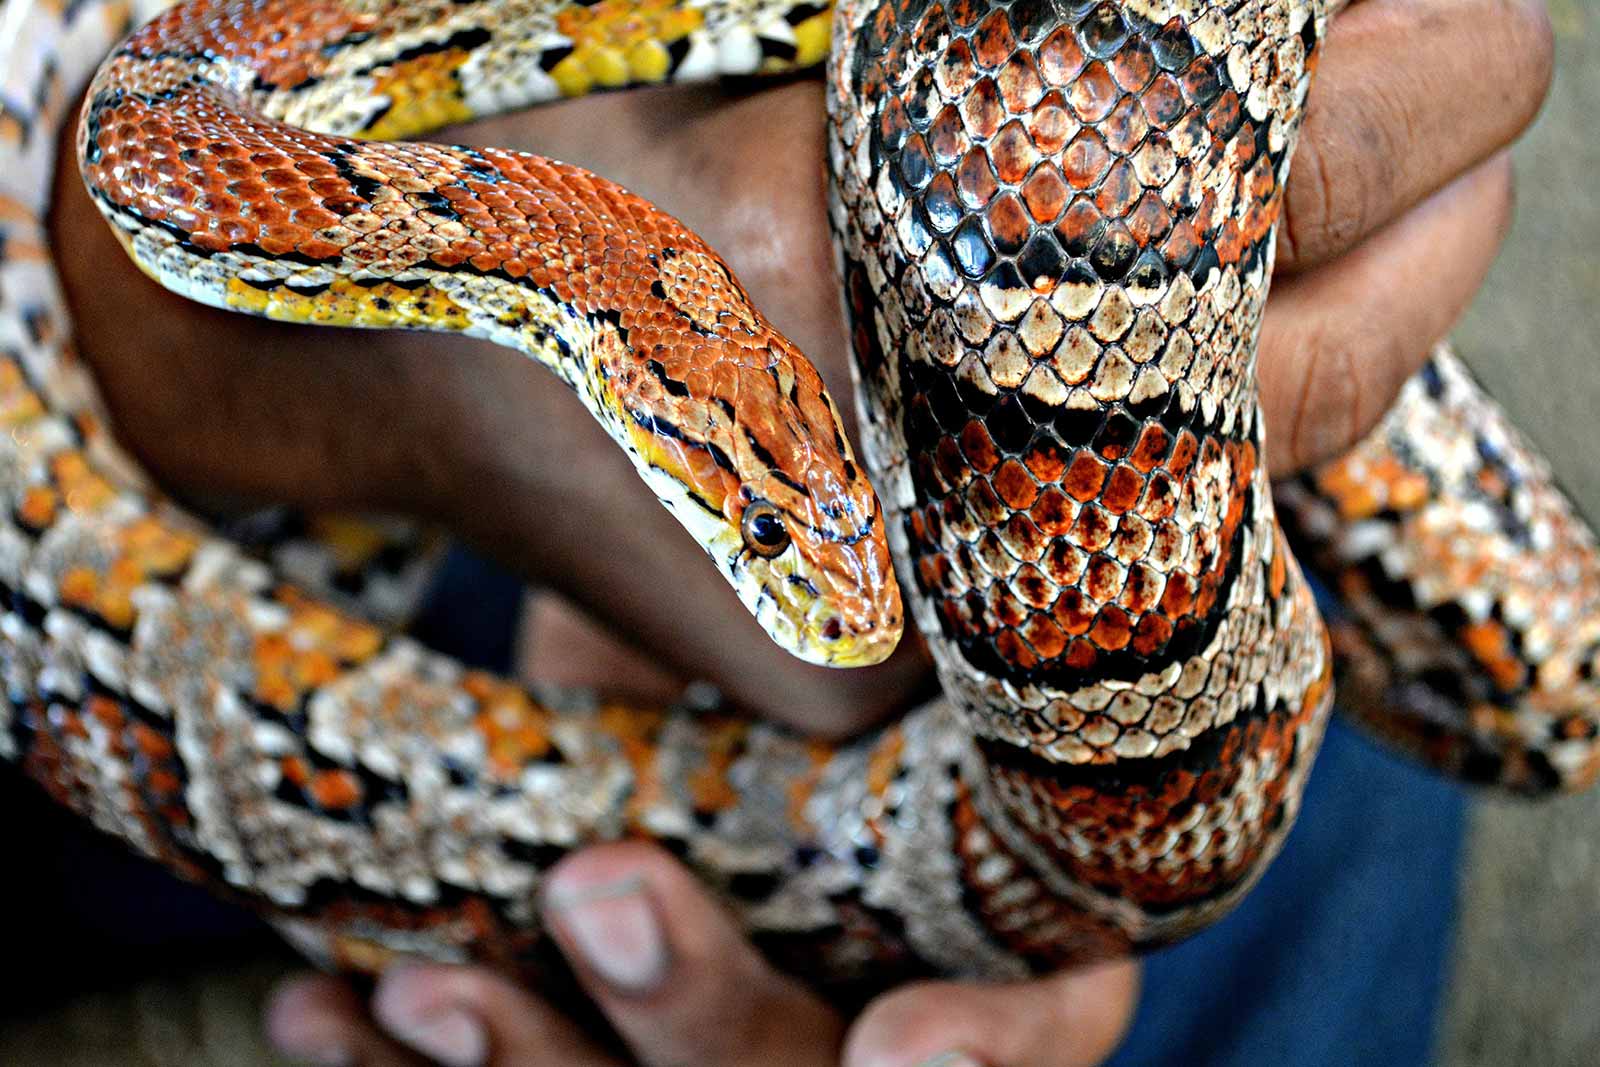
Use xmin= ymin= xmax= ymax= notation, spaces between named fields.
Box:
xmin=311 ymin=770 xmax=364 ymax=810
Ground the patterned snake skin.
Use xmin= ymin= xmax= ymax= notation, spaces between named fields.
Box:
xmin=1 ymin=0 xmax=1597 ymax=998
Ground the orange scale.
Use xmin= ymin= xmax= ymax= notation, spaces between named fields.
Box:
xmin=17 ymin=486 xmax=57 ymax=530
xmin=1030 ymin=487 xmax=1076 ymax=536
xmin=1128 ymin=424 xmax=1172 ymax=472
xmin=1108 ymin=38 xmax=1157 ymax=93
xmin=1030 ymin=97 xmax=1080 ymax=157
xmin=256 ymin=230 xmax=300 ymax=256
xmin=291 ymin=649 xmax=340 ymax=689
xmin=1129 ymin=612 xmax=1173 ymax=656
xmin=145 ymin=769 xmax=183 ymax=797
xmin=1000 ymin=512 xmax=1049 ymax=560
xmin=1101 ymin=465 xmax=1145 ymax=513
xmin=1062 ymin=450 xmax=1108 ymax=502
xmin=1127 ymin=191 xmax=1174 ymax=245
xmin=1100 ymin=96 xmax=1149 ymax=156
xmin=936 ymin=436 xmax=972 ymax=488
xmin=927 ymin=104 xmax=967 ymax=164
xmin=989 ymin=123 xmax=1040 ymax=186
xmin=1159 ymin=571 xmax=1196 ymax=616
xmin=1023 ymin=613 xmax=1070 ymax=659
xmin=1205 ymin=89 xmax=1243 ymax=138
xmin=255 ymin=671 xmax=298 ymax=711
xmin=1068 ymin=61 xmax=1121 ymax=124
xmin=1052 ymin=587 xmax=1096 ymax=635
xmin=994 ymin=629 xmax=1039 ymax=671
xmin=992 ymin=458 xmax=1040 ymax=509
xmin=1084 ymin=555 xmax=1125 ymax=602
xmin=295 ymin=236 xmax=343 ymax=259
xmin=1064 ymin=636 xmax=1099 ymax=671
xmin=1038 ymin=24 xmax=1087 ymax=85
xmin=310 ymin=769 xmax=364 ymax=810
xmin=972 ymin=8 xmax=1016 ymax=67
xmin=105 ymin=557 xmax=143 ymax=591
xmin=916 ymin=555 xmax=949 ymax=593
xmin=1166 ymin=432 xmax=1199 ymax=477
xmin=960 ymin=78 xmax=1005 ymax=141
xmin=1014 ymin=563 xmax=1056 ymax=609
xmin=1094 ymin=159 xmax=1142 ymax=219
xmin=289 ymin=203 xmax=338 ymax=229
xmin=1021 ymin=165 xmax=1070 ymax=224
xmin=132 ymin=722 xmax=174 ymax=762
xmin=86 ymin=694 xmax=123 ymax=730
xmin=1061 ymin=128 xmax=1112 ymax=186
xmin=997 ymin=50 xmax=1045 ymax=113
xmin=967 ymin=477 xmax=1009 ymax=526
xmin=59 ymin=566 xmax=99 ymax=608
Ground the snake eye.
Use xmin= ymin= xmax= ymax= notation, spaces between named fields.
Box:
xmin=741 ymin=501 xmax=791 ymax=558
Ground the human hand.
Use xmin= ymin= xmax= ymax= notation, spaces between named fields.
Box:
xmin=264 ymin=839 xmax=1138 ymax=1067
xmin=48 ymin=0 xmax=1551 ymax=733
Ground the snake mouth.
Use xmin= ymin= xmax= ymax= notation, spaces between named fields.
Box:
xmin=803 ymin=614 xmax=903 ymax=668
xmin=785 ymin=574 xmax=904 ymax=668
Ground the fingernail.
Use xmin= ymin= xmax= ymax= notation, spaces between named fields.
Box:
xmin=543 ymin=874 xmax=670 ymax=994
xmin=916 ymin=1053 xmax=987 ymax=1067
xmin=380 ymin=1007 xmax=487 ymax=1067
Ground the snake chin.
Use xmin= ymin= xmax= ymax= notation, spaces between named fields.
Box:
xmin=745 ymin=551 xmax=904 ymax=669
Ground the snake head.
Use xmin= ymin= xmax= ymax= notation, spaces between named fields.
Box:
xmin=726 ymin=385 xmax=905 ymax=669
xmin=614 ymin=251 xmax=903 ymax=668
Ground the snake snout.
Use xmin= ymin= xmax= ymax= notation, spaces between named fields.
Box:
xmin=800 ymin=534 xmax=904 ymax=668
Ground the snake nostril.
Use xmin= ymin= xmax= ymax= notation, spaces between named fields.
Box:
xmin=822 ymin=618 xmax=843 ymax=641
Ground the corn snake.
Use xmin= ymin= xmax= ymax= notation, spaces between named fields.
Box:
xmin=0 ymin=0 xmax=1594 ymax=1000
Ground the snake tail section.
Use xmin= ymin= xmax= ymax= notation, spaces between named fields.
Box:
xmin=1279 ymin=347 xmax=1600 ymax=796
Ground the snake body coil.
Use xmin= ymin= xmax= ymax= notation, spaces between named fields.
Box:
xmin=0 ymin=0 xmax=1596 ymax=995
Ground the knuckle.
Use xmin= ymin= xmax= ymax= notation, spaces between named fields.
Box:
xmin=1284 ymin=98 xmax=1394 ymax=268
xmin=1500 ymin=0 xmax=1556 ymax=127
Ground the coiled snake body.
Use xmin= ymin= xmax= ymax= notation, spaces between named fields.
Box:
xmin=1 ymin=0 xmax=1597 ymax=994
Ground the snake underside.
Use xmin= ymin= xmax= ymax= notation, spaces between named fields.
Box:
xmin=0 ymin=0 xmax=1596 ymax=1000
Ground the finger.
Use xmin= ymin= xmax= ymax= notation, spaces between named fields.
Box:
xmin=265 ymin=974 xmax=430 ymax=1066
xmin=1259 ymin=152 xmax=1514 ymax=475
xmin=841 ymin=959 xmax=1140 ymax=1067
xmin=541 ymin=842 xmax=844 ymax=1067
xmin=1278 ymin=0 xmax=1553 ymax=271
xmin=370 ymin=964 xmax=617 ymax=1067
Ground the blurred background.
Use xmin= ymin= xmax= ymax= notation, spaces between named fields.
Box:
xmin=1 ymin=1 xmax=1596 ymax=1063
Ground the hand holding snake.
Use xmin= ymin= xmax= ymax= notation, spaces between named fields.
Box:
xmin=0 ymin=0 xmax=1580 ymax=1062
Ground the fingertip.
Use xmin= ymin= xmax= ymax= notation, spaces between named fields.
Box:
xmin=263 ymin=974 xmax=364 ymax=1066
xmin=543 ymin=842 xmax=842 ymax=1065
xmin=843 ymin=981 xmax=974 ymax=1067
xmin=844 ymin=960 xmax=1141 ymax=1067
xmin=543 ymin=841 xmax=749 ymax=982
xmin=371 ymin=965 xmax=496 ymax=1067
